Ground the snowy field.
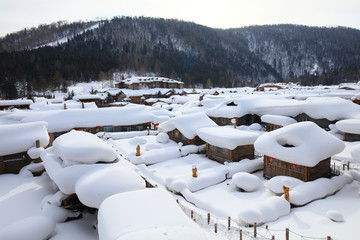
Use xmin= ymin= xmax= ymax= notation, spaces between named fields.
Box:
xmin=1 ymin=82 xmax=360 ymax=240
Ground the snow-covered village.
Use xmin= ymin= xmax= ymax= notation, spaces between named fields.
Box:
xmin=2 ymin=1 xmax=360 ymax=240
xmin=0 ymin=77 xmax=360 ymax=240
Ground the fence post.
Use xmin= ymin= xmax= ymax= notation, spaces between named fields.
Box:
xmin=215 ymin=223 xmax=217 ymax=233
xmin=207 ymin=213 xmax=210 ymax=224
xmin=285 ymin=228 xmax=289 ymax=240
xmin=272 ymin=236 xmax=275 ymax=239
xmin=228 ymin=216 xmax=231 ymax=230
xmin=254 ymin=222 xmax=257 ymax=238
xmin=191 ymin=210 xmax=194 ymax=219
xmin=327 ymin=236 xmax=331 ymax=240
xmin=240 ymin=229 xmax=242 ymax=240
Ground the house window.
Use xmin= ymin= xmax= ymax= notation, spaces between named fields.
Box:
xmin=136 ymin=125 xmax=144 ymax=131
xmin=103 ymin=126 xmax=114 ymax=132
xmin=121 ymin=126 xmax=132 ymax=132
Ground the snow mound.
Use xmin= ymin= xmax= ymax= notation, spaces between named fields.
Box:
xmin=265 ymin=176 xmax=304 ymax=195
xmin=129 ymin=137 xmax=147 ymax=145
xmin=261 ymin=114 xmax=297 ymax=126
xmin=75 ymin=167 xmax=146 ymax=208
xmin=350 ymin=144 xmax=360 ymax=162
xmin=289 ymin=175 xmax=353 ymax=206
xmin=27 ymin=146 xmax=45 ymax=159
xmin=249 ymin=123 xmax=263 ymax=131
xmin=129 ymin=146 xmax=181 ymax=165
xmin=0 ymin=216 xmax=56 ymax=240
xmin=326 ymin=210 xmax=344 ymax=222
xmin=230 ymin=172 xmax=263 ymax=192
xmin=227 ymin=158 xmax=264 ymax=178
xmin=238 ymin=196 xmax=290 ymax=225
xmin=41 ymin=194 xmax=80 ymax=222
xmin=181 ymin=145 xmax=199 ymax=156
xmin=53 ymin=131 xmax=117 ymax=164
xmin=98 ymin=188 xmax=207 ymax=240
xmin=335 ymin=119 xmax=360 ymax=134
xmin=156 ymin=132 xmax=169 ymax=143
xmin=166 ymin=165 xmax=228 ymax=193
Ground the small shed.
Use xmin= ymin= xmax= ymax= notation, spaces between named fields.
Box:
xmin=261 ymin=114 xmax=297 ymax=131
xmin=335 ymin=119 xmax=360 ymax=142
xmin=254 ymin=122 xmax=345 ymax=181
xmin=196 ymin=127 xmax=259 ymax=163
xmin=0 ymin=99 xmax=33 ymax=110
xmin=0 ymin=122 xmax=49 ymax=174
xmin=159 ymin=112 xmax=218 ymax=145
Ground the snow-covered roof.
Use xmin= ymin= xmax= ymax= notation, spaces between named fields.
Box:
xmin=206 ymin=95 xmax=303 ymax=118
xmin=0 ymin=99 xmax=33 ymax=107
xmin=196 ymin=127 xmax=259 ymax=150
xmin=205 ymin=95 xmax=360 ymax=120
xmin=0 ymin=121 xmax=49 ymax=156
xmin=261 ymin=114 xmax=297 ymax=126
xmin=73 ymin=95 xmax=102 ymax=101
xmin=52 ymin=131 xmax=117 ymax=164
xmin=118 ymin=76 xmax=184 ymax=85
xmin=159 ymin=112 xmax=218 ymax=139
xmin=301 ymin=97 xmax=360 ymax=120
xmin=98 ymin=188 xmax=207 ymax=240
xmin=254 ymin=122 xmax=345 ymax=167
xmin=5 ymin=105 xmax=155 ymax=133
xmin=335 ymin=119 xmax=360 ymax=134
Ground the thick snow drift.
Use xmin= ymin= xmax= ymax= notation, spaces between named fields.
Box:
xmin=196 ymin=127 xmax=259 ymax=150
xmin=255 ymin=122 xmax=345 ymax=167
xmin=75 ymin=167 xmax=146 ymax=208
xmin=0 ymin=216 xmax=56 ymax=240
xmin=53 ymin=131 xmax=117 ymax=165
xmin=261 ymin=114 xmax=297 ymax=126
xmin=230 ymin=172 xmax=263 ymax=192
xmin=98 ymin=188 xmax=207 ymax=240
xmin=0 ymin=121 xmax=49 ymax=156
xmin=159 ymin=112 xmax=217 ymax=139
xmin=289 ymin=174 xmax=353 ymax=206
xmin=335 ymin=119 xmax=360 ymax=134
xmin=238 ymin=196 xmax=290 ymax=225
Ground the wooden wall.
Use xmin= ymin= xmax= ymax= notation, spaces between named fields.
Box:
xmin=263 ymin=155 xmax=331 ymax=181
xmin=206 ymin=144 xmax=255 ymax=164
xmin=169 ymin=129 xmax=205 ymax=146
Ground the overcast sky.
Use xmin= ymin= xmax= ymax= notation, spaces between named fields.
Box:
xmin=1 ymin=0 xmax=360 ymax=37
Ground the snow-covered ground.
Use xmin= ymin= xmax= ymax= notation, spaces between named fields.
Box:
xmin=1 ymin=82 xmax=360 ymax=240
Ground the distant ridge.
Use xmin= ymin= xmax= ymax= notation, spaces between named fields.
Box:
xmin=1 ymin=17 xmax=360 ymax=98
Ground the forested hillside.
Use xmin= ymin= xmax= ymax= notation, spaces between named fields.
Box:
xmin=1 ymin=17 xmax=360 ymax=98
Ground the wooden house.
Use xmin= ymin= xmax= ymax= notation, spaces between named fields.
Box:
xmin=0 ymin=99 xmax=33 ymax=110
xmin=73 ymin=95 xmax=105 ymax=106
xmin=206 ymin=100 xmax=261 ymax=127
xmin=260 ymin=114 xmax=297 ymax=132
xmin=335 ymin=119 xmax=360 ymax=142
xmin=254 ymin=122 xmax=345 ymax=181
xmin=196 ymin=127 xmax=259 ymax=164
xmin=115 ymin=77 xmax=184 ymax=90
xmin=159 ymin=112 xmax=218 ymax=146
xmin=0 ymin=122 xmax=49 ymax=174
xmin=294 ymin=113 xmax=336 ymax=130
xmin=11 ymin=105 xmax=155 ymax=146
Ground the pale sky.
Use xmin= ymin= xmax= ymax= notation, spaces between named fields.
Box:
xmin=1 ymin=0 xmax=360 ymax=37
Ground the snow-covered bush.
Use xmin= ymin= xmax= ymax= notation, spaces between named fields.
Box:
xmin=156 ymin=132 xmax=169 ymax=143
xmin=230 ymin=172 xmax=263 ymax=192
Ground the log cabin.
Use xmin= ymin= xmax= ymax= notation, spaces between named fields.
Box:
xmin=254 ymin=122 xmax=345 ymax=181
xmin=196 ymin=127 xmax=259 ymax=164
xmin=159 ymin=112 xmax=218 ymax=146
xmin=0 ymin=122 xmax=49 ymax=174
